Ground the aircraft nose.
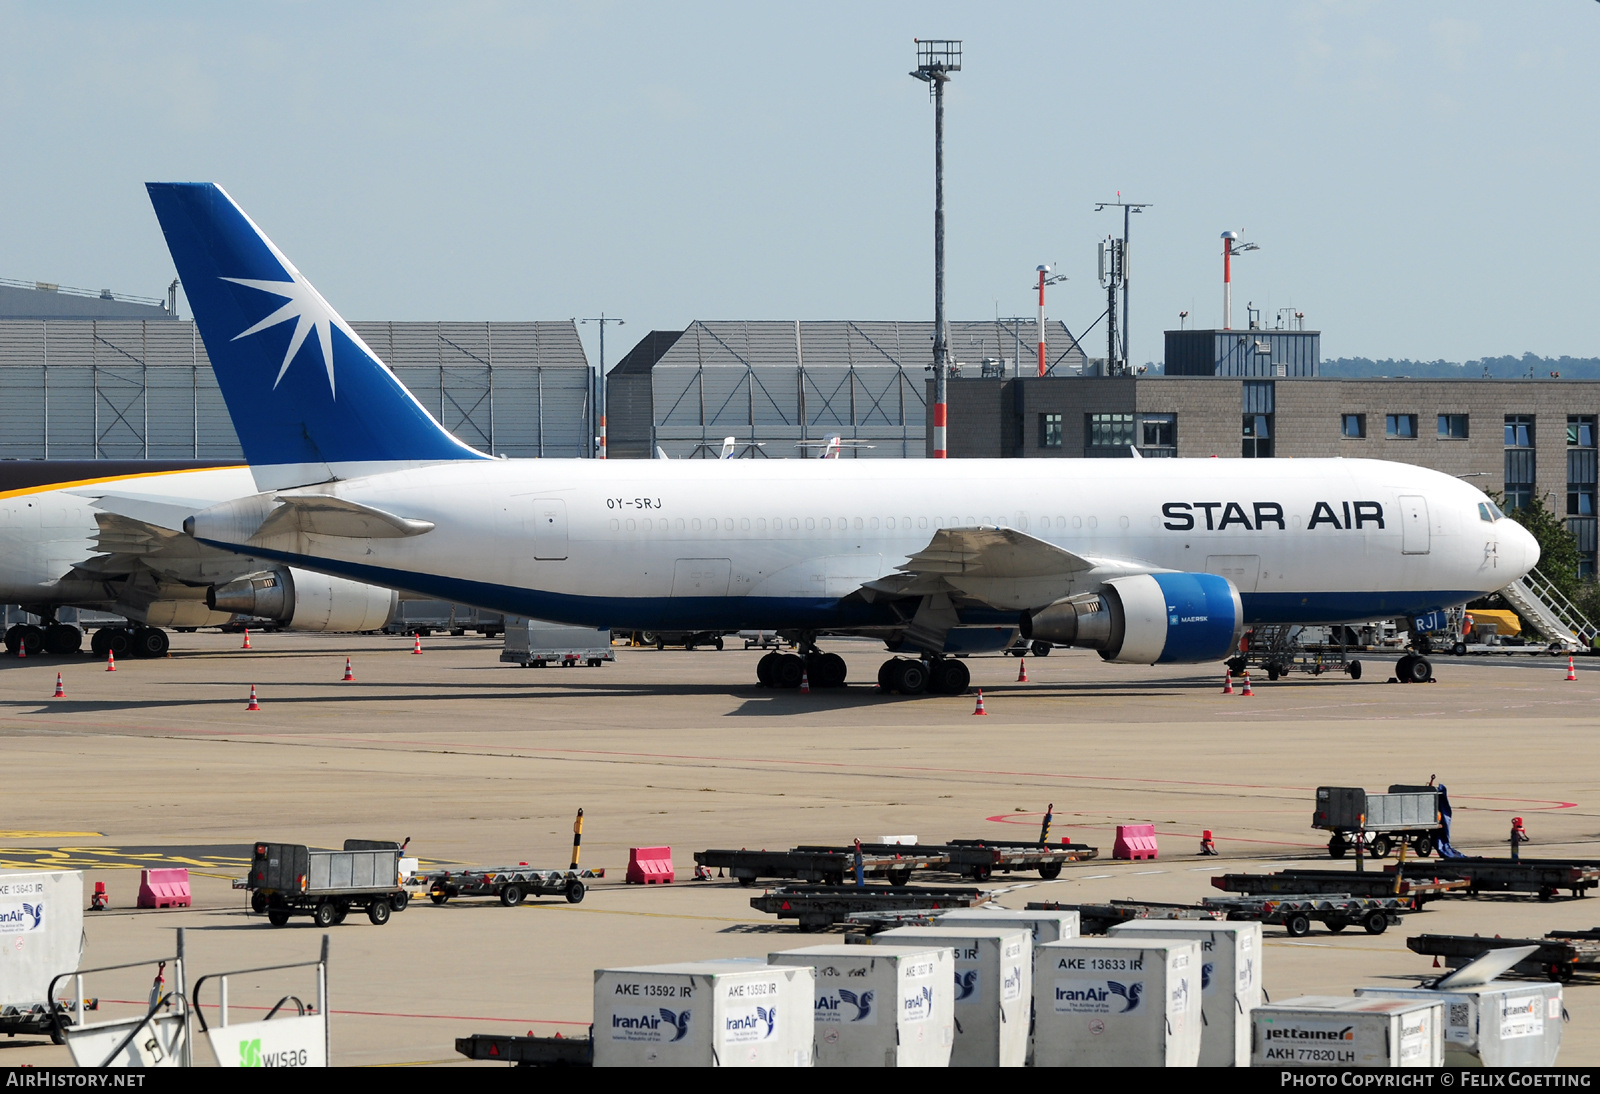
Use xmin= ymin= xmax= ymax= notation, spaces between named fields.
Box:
xmin=1507 ymin=519 xmax=1540 ymax=578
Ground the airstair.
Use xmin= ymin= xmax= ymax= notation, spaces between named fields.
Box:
xmin=1497 ymin=567 xmax=1597 ymax=651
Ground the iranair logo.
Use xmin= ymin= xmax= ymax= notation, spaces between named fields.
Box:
xmin=1265 ymin=1025 xmax=1354 ymax=1042
xmin=610 ymin=1007 xmax=690 ymax=1043
xmin=0 ymin=902 xmax=43 ymax=931
xmin=724 ymin=1005 xmax=777 ymax=1043
xmin=903 ymin=985 xmax=934 ymax=1023
xmin=1054 ymin=979 xmax=1143 ymax=1016
xmin=836 ymin=989 xmax=873 ymax=1022
xmin=954 ymin=970 xmax=979 ymax=1002
xmin=223 ymin=264 xmax=363 ymax=398
xmin=1202 ymin=963 xmax=1213 ymax=992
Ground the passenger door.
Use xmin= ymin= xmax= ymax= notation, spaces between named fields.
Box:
xmin=1399 ymin=495 xmax=1430 ymax=555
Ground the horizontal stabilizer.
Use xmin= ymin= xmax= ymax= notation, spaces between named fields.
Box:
xmin=254 ymin=494 xmax=435 ymax=540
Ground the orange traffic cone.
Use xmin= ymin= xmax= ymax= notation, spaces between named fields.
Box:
xmin=16 ymin=640 xmax=25 ymax=659
xmin=105 ymin=651 xmax=116 ymax=672
xmin=1222 ymin=669 xmax=1234 ymax=695
xmin=412 ymin=633 xmax=423 ymax=655
xmin=1240 ymin=671 xmax=1254 ymax=697
xmin=241 ymin=628 xmax=252 ymax=650
xmin=52 ymin=672 xmax=65 ymax=698
xmin=1567 ymin=656 xmax=1577 ymax=682
xmin=799 ymin=670 xmax=810 ymax=694
xmin=342 ymin=657 xmax=355 ymax=682
xmin=1016 ymin=657 xmax=1028 ymax=683
xmin=1199 ymin=830 xmax=1217 ymax=855
xmin=972 ymin=689 xmax=988 ymax=715
xmin=245 ymin=684 xmax=260 ymax=711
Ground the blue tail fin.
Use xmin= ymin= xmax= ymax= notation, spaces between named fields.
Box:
xmin=146 ymin=183 xmax=489 ymax=485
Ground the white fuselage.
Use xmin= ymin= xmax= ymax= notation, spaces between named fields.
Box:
xmin=188 ymin=456 xmax=1538 ymax=633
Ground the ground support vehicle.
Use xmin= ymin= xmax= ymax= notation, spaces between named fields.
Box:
xmin=749 ymin=884 xmax=991 ymax=932
xmin=696 ymin=847 xmax=949 ymax=887
xmin=791 ymin=840 xmax=1098 ymax=883
xmin=1394 ymin=858 xmax=1600 ymax=901
xmin=1313 ymin=785 xmax=1442 ymax=859
xmin=455 ymin=1032 xmax=594 ymax=1066
xmin=1211 ymin=870 xmax=1469 ymax=905
xmin=0 ymin=1001 xmax=97 ymax=1044
xmin=421 ymin=866 xmax=601 ymax=906
xmin=1407 ymin=933 xmax=1600 ymax=983
xmin=629 ymin=629 xmax=729 ymax=650
xmin=1024 ymin=900 xmax=1225 ymax=935
xmin=739 ymin=631 xmax=791 ymax=650
xmin=500 ymin=619 xmax=614 ymax=668
xmin=1228 ymin=624 xmax=1366 ymax=681
xmin=1201 ymin=894 xmax=1413 ymax=937
xmin=247 ymin=840 xmax=405 ymax=927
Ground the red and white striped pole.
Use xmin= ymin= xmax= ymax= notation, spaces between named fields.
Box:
xmin=1036 ymin=265 xmax=1049 ymax=377
xmin=932 ymin=402 xmax=947 ymax=458
xmin=1222 ymin=230 xmax=1237 ymax=331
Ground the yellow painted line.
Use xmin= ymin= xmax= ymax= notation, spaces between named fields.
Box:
xmin=0 ymin=831 xmax=105 ymax=839
xmin=0 ymin=465 xmax=247 ymax=503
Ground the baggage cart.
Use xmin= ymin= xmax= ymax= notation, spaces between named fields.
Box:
xmin=1393 ymin=858 xmax=1600 ymax=901
xmin=1407 ymin=933 xmax=1600 ymax=983
xmin=792 ymin=841 xmax=1098 ymax=883
xmin=750 ymin=884 xmax=992 ymax=932
xmin=1313 ymin=785 xmax=1442 ymax=859
xmin=500 ymin=618 xmax=614 ymax=668
xmin=247 ymin=839 xmax=404 ymax=927
xmin=455 ymin=1031 xmax=594 ymax=1067
xmin=1211 ymin=869 xmax=1470 ymax=905
xmin=1200 ymin=893 xmax=1413 ymax=936
xmin=421 ymin=865 xmax=602 ymax=906
xmin=696 ymin=847 xmax=950 ymax=887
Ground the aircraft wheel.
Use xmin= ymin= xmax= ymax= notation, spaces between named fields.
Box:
xmin=9 ymin=625 xmax=44 ymax=656
xmin=43 ymin=624 xmax=83 ymax=655
xmin=1347 ymin=660 xmax=1362 ymax=680
xmin=1031 ymin=641 xmax=1051 ymax=658
xmin=133 ymin=627 xmax=169 ymax=659
xmin=811 ymin=652 xmax=847 ymax=688
xmin=931 ymin=658 xmax=970 ymax=695
xmin=890 ymin=659 xmax=929 ymax=695
xmin=756 ymin=651 xmax=780 ymax=687
xmin=877 ymin=659 xmax=896 ymax=690
xmin=1404 ymin=656 xmax=1432 ymax=684
xmin=775 ymin=653 xmax=805 ymax=689
xmin=1395 ymin=654 xmax=1415 ymax=682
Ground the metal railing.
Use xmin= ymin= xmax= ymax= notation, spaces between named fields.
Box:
xmin=0 ymin=275 xmax=166 ymax=308
xmin=1498 ymin=566 xmax=1597 ymax=649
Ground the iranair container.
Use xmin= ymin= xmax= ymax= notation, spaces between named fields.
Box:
xmin=936 ymin=908 xmax=1080 ymax=943
xmin=768 ymin=945 xmax=953 ymax=1067
xmin=593 ymin=960 xmax=814 ymax=1067
xmin=0 ymin=871 xmax=83 ymax=1009
xmin=873 ymin=926 xmax=1031 ymax=1067
xmin=1108 ymin=920 xmax=1261 ymax=1066
xmin=1032 ymin=938 xmax=1201 ymax=1067
xmin=1354 ymin=945 xmax=1562 ymax=1067
xmin=1252 ymin=996 xmax=1443 ymax=1067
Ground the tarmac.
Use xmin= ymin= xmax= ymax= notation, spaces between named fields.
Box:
xmin=1 ymin=632 xmax=1596 ymax=1066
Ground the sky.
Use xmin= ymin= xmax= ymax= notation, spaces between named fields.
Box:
xmin=2 ymin=1 xmax=1596 ymax=369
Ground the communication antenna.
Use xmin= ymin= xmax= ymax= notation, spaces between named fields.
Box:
xmin=1097 ymin=235 xmax=1125 ymax=374
xmin=911 ymin=38 xmax=961 ymax=458
xmin=1095 ymin=197 xmax=1150 ymax=372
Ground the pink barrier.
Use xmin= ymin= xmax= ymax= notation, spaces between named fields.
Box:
xmin=1112 ymin=824 xmax=1159 ymax=861
xmin=137 ymin=867 xmax=192 ymax=909
xmin=626 ymin=846 xmax=674 ymax=884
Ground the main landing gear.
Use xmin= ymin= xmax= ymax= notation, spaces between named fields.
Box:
xmin=89 ymin=625 xmax=170 ymax=659
xmin=756 ymin=649 xmax=847 ymax=689
xmin=876 ymin=656 xmax=969 ymax=696
xmin=4 ymin=619 xmax=84 ymax=656
xmin=1394 ymin=652 xmax=1433 ymax=684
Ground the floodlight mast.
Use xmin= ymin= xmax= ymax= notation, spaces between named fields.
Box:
xmin=581 ymin=313 xmax=625 ymax=458
xmin=1221 ymin=231 xmax=1259 ymax=330
xmin=911 ymin=39 xmax=960 ymax=457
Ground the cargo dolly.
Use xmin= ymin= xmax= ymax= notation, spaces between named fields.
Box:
xmin=422 ymin=866 xmax=602 ymax=906
xmin=1024 ymin=900 xmax=1226 ymax=935
xmin=698 ymin=848 xmax=949 ymax=888
xmin=456 ymin=1031 xmax=594 ymax=1067
xmin=750 ymin=884 xmax=992 ymax=932
xmin=1201 ymin=893 xmax=1413 ymax=937
xmin=1392 ymin=858 xmax=1600 ymax=901
xmin=1211 ymin=869 xmax=1470 ymax=905
xmin=0 ymin=1000 xmax=97 ymax=1045
xmin=1313 ymin=785 xmax=1443 ymax=859
xmin=790 ymin=841 xmax=1098 ymax=883
xmin=247 ymin=839 xmax=407 ymax=927
xmin=1407 ymin=933 xmax=1600 ymax=983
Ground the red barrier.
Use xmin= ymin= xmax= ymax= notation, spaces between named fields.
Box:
xmin=626 ymin=846 xmax=674 ymax=885
xmin=137 ymin=868 xmax=192 ymax=909
xmin=1112 ymin=824 xmax=1159 ymax=861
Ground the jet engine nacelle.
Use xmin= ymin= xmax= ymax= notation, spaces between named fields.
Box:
xmin=1020 ymin=572 xmax=1244 ymax=664
xmin=207 ymin=567 xmax=397 ymax=633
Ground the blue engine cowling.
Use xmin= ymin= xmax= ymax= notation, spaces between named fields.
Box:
xmin=1019 ymin=572 xmax=1245 ymax=665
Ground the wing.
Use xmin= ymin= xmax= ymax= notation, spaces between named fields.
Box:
xmin=837 ymin=989 xmax=857 ymax=1006
xmin=861 ymin=526 xmax=1158 ymax=612
xmin=659 ymin=1008 xmax=677 ymax=1025
xmin=254 ymin=492 xmax=435 ymax=540
xmin=1107 ymin=980 xmax=1127 ymax=998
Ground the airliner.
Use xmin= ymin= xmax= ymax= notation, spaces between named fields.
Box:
xmin=133 ymin=182 xmax=1537 ymax=694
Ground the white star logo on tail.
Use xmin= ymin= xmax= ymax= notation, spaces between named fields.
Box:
xmin=223 ymin=267 xmax=358 ymax=398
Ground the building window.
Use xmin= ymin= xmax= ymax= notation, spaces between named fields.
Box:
xmin=1385 ymin=414 xmax=1417 ymax=438
xmin=1086 ymin=413 xmax=1134 ymax=449
xmin=1139 ymin=414 xmax=1176 ymax=456
xmin=1505 ymin=414 xmax=1536 ymax=511
xmin=1242 ymin=414 xmax=1272 ymax=458
xmin=1341 ymin=414 xmax=1365 ymax=438
xmin=1437 ymin=414 xmax=1468 ymax=439
xmin=1039 ymin=413 xmax=1063 ymax=449
xmin=1569 ymin=415 xmax=1597 ymax=577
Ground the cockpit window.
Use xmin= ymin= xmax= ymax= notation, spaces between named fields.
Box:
xmin=1478 ymin=501 xmax=1505 ymax=522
